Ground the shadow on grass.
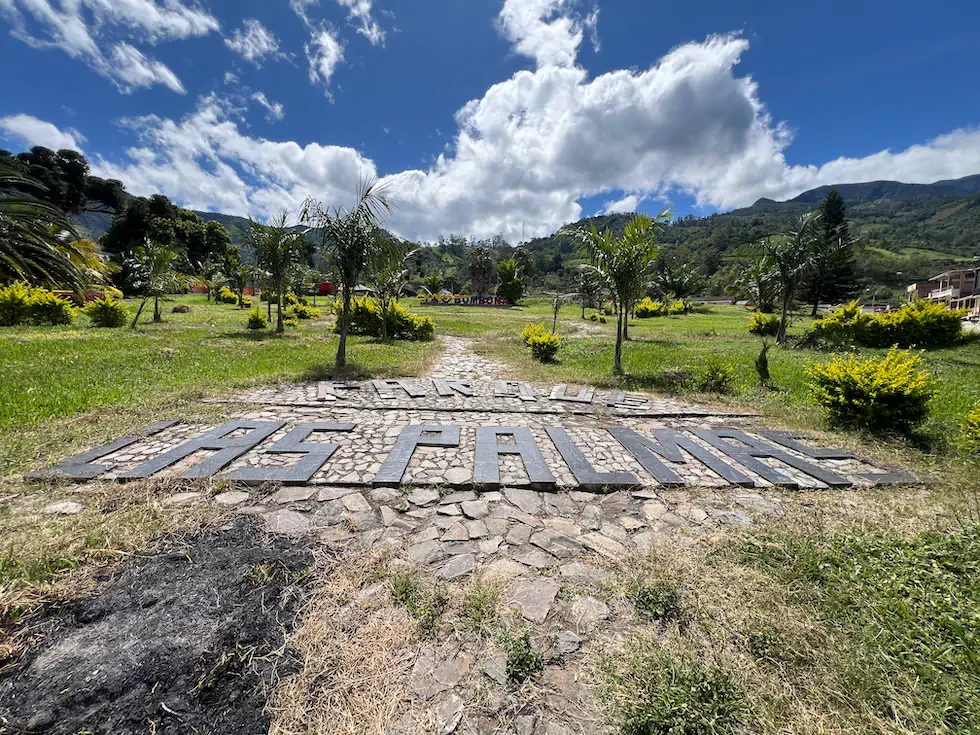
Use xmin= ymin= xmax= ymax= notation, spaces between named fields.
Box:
xmin=301 ymin=361 xmax=379 ymax=382
xmin=214 ymin=331 xmax=298 ymax=341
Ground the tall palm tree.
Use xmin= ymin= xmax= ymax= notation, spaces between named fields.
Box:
xmin=302 ymin=180 xmax=393 ymax=368
xmin=0 ymin=168 xmax=91 ymax=290
xmin=370 ymin=234 xmax=418 ymax=341
xmin=561 ymin=211 xmax=671 ymax=375
xmin=245 ymin=213 xmax=305 ymax=333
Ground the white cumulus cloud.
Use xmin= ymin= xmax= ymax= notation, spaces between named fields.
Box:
xmin=0 ymin=0 xmax=215 ymax=93
xmin=0 ymin=113 xmax=84 ymax=151
xmin=603 ymin=194 xmax=641 ymax=214
xmin=497 ymin=0 xmax=593 ymax=68
xmin=28 ymin=2 xmax=976 ymax=246
xmin=336 ymin=0 xmax=385 ymax=46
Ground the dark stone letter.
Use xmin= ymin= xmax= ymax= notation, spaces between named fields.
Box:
xmin=116 ymin=421 xmax=283 ymax=481
xmin=373 ymin=425 xmax=460 ymax=485
xmin=222 ymin=423 xmax=354 ymax=485
xmin=474 ymin=427 xmax=554 ymax=487
xmin=546 ymin=427 xmax=637 ymax=490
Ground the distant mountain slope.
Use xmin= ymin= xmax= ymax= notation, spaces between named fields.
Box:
xmin=75 ymin=174 xmax=980 ymax=289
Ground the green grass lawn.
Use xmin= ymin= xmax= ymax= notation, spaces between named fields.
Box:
xmin=0 ymin=294 xmax=438 ymax=476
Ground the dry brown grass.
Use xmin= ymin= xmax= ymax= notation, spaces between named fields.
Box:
xmin=267 ymin=550 xmax=425 ymax=735
xmin=0 ymin=477 xmax=224 ymax=624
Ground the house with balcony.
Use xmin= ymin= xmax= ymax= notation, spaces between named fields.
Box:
xmin=907 ymin=264 xmax=980 ymax=317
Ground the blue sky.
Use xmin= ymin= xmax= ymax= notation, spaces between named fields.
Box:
xmin=1 ymin=0 xmax=979 ymax=242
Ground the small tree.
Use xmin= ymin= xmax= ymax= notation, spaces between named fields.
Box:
xmin=752 ymin=212 xmax=825 ymax=344
xmin=126 ymin=237 xmax=190 ymax=327
xmin=577 ymin=266 xmax=604 ymax=318
xmin=370 ymin=234 xmax=418 ymax=341
xmin=561 ymin=211 xmax=671 ymax=374
xmin=245 ymin=213 xmax=305 ymax=333
xmin=802 ymin=188 xmax=859 ymax=316
xmin=302 ymin=180 xmax=393 ymax=369
xmin=468 ymin=247 xmax=495 ymax=295
xmin=422 ymin=272 xmax=442 ymax=294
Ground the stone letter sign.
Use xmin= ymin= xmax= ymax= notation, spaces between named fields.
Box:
xmin=30 ymin=420 xmax=916 ymax=490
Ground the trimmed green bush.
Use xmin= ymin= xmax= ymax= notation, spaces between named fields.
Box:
xmin=635 ymin=298 xmax=664 ymax=318
xmin=692 ymin=357 xmax=736 ymax=394
xmin=807 ymin=348 xmax=934 ymax=432
xmin=808 ymin=299 xmax=964 ymax=348
xmin=246 ymin=308 xmax=268 ymax=330
xmin=83 ymin=297 xmax=129 ymax=328
xmin=496 ymin=278 xmax=524 ymax=304
xmin=748 ymin=311 xmax=779 ymax=337
xmin=333 ymin=296 xmax=433 ymax=340
xmin=964 ymin=403 xmax=980 ymax=452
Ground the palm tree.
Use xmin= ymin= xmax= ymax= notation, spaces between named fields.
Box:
xmin=302 ymin=180 xmax=393 ymax=368
xmin=561 ymin=211 xmax=671 ymax=375
xmin=422 ymin=272 xmax=442 ymax=294
xmin=127 ymin=238 xmax=192 ymax=327
xmin=576 ymin=266 xmax=603 ymax=318
xmin=245 ymin=213 xmax=305 ymax=333
xmin=751 ymin=212 xmax=824 ymax=344
xmin=370 ymin=234 xmax=418 ymax=341
xmin=0 ymin=168 xmax=91 ymax=290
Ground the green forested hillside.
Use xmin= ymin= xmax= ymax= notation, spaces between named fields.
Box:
xmin=68 ymin=173 xmax=980 ymax=293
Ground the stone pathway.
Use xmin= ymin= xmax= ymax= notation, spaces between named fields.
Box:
xmin=426 ymin=336 xmax=504 ymax=380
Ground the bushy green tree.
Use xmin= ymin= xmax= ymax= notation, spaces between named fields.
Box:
xmin=802 ymin=188 xmax=859 ymax=315
xmin=370 ymin=234 xmax=418 ymax=341
xmin=495 ymin=258 xmax=524 ymax=304
xmin=468 ymin=247 xmax=495 ymax=295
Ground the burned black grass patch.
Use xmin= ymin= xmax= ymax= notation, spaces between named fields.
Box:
xmin=0 ymin=518 xmax=316 ymax=735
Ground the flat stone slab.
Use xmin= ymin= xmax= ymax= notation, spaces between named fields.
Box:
xmin=41 ymin=500 xmax=84 ymax=515
xmin=508 ymin=580 xmax=560 ymax=623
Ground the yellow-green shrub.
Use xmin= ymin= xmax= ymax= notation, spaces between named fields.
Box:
xmin=748 ymin=311 xmax=780 ymax=337
xmin=521 ymin=322 xmax=548 ymax=345
xmin=528 ymin=331 xmax=562 ymax=362
xmin=333 ymin=296 xmax=433 ymax=340
xmin=964 ymin=404 xmax=980 ymax=452
xmin=103 ymin=287 xmax=124 ymax=300
xmin=286 ymin=304 xmax=321 ymax=320
xmin=0 ymin=282 xmax=35 ymax=326
xmin=635 ymin=298 xmax=664 ymax=318
xmin=238 ymin=294 xmax=252 ymax=308
xmin=807 ymin=348 xmax=934 ymax=432
xmin=246 ymin=308 xmax=268 ymax=330
xmin=83 ymin=296 xmax=129 ymax=328
xmin=217 ymin=286 xmax=238 ymax=304
xmin=809 ymin=300 xmax=963 ymax=348
xmin=666 ymin=299 xmax=688 ymax=315
xmin=28 ymin=289 xmax=75 ymax=325
xmin=0 ymin=282 xmax=75 ymax=326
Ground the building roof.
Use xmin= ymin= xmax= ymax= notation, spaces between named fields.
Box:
xmin=929 ymin=266 xmax=980 ymax=281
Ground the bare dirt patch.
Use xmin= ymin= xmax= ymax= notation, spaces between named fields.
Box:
xmin=0 ymin=519 xmax=316 ymax=735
